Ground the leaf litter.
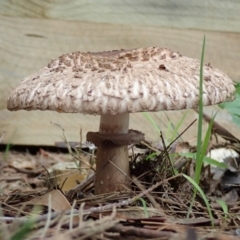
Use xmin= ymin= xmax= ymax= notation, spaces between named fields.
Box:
xmin=1 ymin=117 xmax=240 ymax=239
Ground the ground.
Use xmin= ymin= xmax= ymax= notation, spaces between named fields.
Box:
xmin=1 ymin=118 xmax=240 ymax=240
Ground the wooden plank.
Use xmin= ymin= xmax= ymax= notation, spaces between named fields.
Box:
xmin=0 ymin=0 xmax=239 ymax=33
xmin=1 ymin=16 xmax=240 ymax=145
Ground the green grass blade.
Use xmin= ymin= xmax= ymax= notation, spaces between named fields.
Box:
xmin=10 ymin=219 xmax=35 ymax=240
xmin=216 ymin=199 xmax=228 ymax=221
xmin=194 ymin=35 xmax=205 ymax=183
xmin=139 ymin=198 xmax=149 ymax=218
xmin=188 ymin=36 xmax=207 ymax=218
xmin=143 ymin=112 xmax=160 ymax=134
xmin=180 ymin=152 xmax=227 ymax=169
xmin=146 ymin=152 xmax=158 ymax=160
xmin=169 ymin=110 xmax=189 ymax=143
xmin=183 ymin=174 xmax=214 ymax=226
xmin=164 ymin=111 xmax=189 ymax=143
xmin=219 ymin=83 xmax=240 ymax=128
xmin=203 ymin=156 xmax=227 ymax=169
xmin=195 ymin=113 xmax=215 ymax=183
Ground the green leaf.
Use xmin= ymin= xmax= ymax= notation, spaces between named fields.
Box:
xmin=194 ymin=113 xmax=215 ymax=184
xmin=143 ymin=112 xmax=160 ymax=134
xmin=10 ymin=219 xmax=35 ymax=240
xmin=216 ymin=199 xmax=228 ymax=221
xmin=146 ymin=152 xmax=158 ymax=160
xmin=180 ymin=152 xmax=227 ymax=169
xmin=203 ymin=156 xmax=227 ymax=169
xmin=194 ymin=35 xmax=205 ymax=184
xmin=139 ymin=198 xmax=149 ymax=218
xmin=168 ymin=110 xmax=189 ymax=143
xmin=219 ymin=83 xmax=240 ymax=127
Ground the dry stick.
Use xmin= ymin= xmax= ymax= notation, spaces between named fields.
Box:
xmin=109 ymin=223 xmax=174 ymax=239
xmin=41 ymin=194 xmax=52 ymax=239
xmin=52 ymin=121 xmax=96 ymax=173
xmin=66 ymin=208 xmax=117 ymax=240
xmin=150 ymin=119 xmax=197 ymax=168
xmin=42 ymin=165 xmax=52 ymax=189
xmin=132 ymin=176 xmax=165 ymax=214
xmin=84 ymin=174 xmax=180 ymax=214
xmin=4 ymin=121 xmax=196 ymax=224
xmin=67 ymin=173 xmax=95 ymax=199
xmin=51 ymin=121 xmax=72 ymax=155
xmin=109 ymin=159 xmax=133 ymax=183
xmin=140 ymin=119 xmax=196 ymax=155
xmin=0 ymin=205 xmax=11 ymax=240
xmin=71 ymin=153 xmax=96 ymax=172
xmin=195 ymin=110 xmax=240 ymax=144
xmin=160 ymin=119 xmax=197 ymax=158
xmin=159 ymin=131 xmax=175 ymax=176
xmin=140 ymin=141 xmax=159 ymax=152
xmin=8 ymin=174 xmax=182 ymax=225
xmin=138 ymin=120 xmax=197 ymax=181
xmin=0 ymin=201 xmax=30 ymax=216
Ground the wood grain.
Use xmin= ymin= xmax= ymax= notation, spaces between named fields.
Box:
xmin=1 ymin=0 xmax=239 ymax=32
xmin=0 ymin=15 xmax=239 ymax=145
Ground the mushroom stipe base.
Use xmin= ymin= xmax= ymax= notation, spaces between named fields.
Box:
xmin=87 ymin=130 xmax=145 ymax=194
xmin=94 ymin=142 xmax=130 ymax=194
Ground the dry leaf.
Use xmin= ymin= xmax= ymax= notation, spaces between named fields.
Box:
xmin=49 ymin=169 xmax=87 ymax=192
xmin=60 ymin=171 xmax=88 ymax=192
xmin=46 ymin=161 xmax=88 ymax=191
xmin=25 ymin=189 xmax=71 ymax=211
xmin=9 ymin=158 xmax=36 ymax=170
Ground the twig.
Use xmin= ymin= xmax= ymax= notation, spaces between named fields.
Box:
xmin=67 ymin=173 xmax=95 ymax=199
xmin=109 ymin=159 xmax=133 ymax=182
xmin=109 ymin=223 xmax=174 ymax=238
xmin=165 ymin=119 xmax=197 ymax=152
xmin=68 ymin=210 xmax=116 ymax=239
xmin=78 ymin=174 xmax=180 ymax=215
xmin=132 ymin=176 xmax=165 ymax=214
xmin=41 ymin=194 xmax=52 ymax=238
xmin=195 ymin=110 xmax=240 ymax=144
xmin=160 ymin=131 xmax=175 ymax=176
xmin=5 ymin=174 xmax=182 ymax=225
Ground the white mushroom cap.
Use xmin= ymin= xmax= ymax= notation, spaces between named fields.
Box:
xmin=7 ymin=47 xmax=235 ymax=115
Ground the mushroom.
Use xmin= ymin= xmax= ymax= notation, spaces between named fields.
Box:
xmin=7 ymin=47 xmax=235 ymax=194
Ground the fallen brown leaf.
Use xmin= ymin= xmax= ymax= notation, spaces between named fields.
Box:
xmin=25 ymin=189 xmax=71 ymax=211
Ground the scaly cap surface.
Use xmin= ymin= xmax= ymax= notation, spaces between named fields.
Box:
xmin=7 ymin=47 xmax=235 ymax=114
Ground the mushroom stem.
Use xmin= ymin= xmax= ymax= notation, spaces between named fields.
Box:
xmin=99 ymin=113 xmax=129 ymax=134
xmin=95 ymin=113 xmax=130 ymax=194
